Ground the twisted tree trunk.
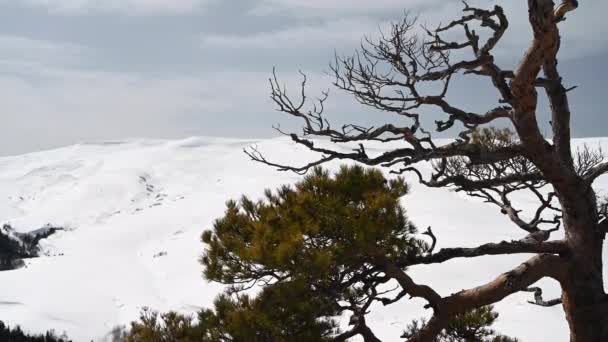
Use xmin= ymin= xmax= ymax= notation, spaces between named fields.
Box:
xmin=560 ymin=189 xmax=608 ymax=342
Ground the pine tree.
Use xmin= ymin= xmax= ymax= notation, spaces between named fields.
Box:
xmin=0 ymin=321 xmax=72 ymax=342
xmin=126 ymin=166 xmax=518 ymax=341
xmin=402 ymin=306 xmax=519 ymax=342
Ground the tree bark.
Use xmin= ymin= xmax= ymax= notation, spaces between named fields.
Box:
xmin=510 ymin=3 xmax=608 ymax=337
xmin=559 ymin=188 xmax=608 ymax=342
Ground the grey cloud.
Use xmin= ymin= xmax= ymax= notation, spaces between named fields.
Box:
xmin=0 ymin=61 xmax=284 ymax=155
xmin=8 ymin=0 xmax=213 ymax=15
xmin=0 ymin=35 xmax=91 ymax=67
xmin=250 ymin=0 xmax=444 ymax=17
xmin=0 ymin=0 xmax=606 ymax=156
xmin=199 ymin=17 xmax=390 ymax=71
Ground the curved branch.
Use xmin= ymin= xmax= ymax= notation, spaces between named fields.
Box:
xmin=583 ymin=161 xmax=608 ymax=186
xmin=544 ymin=59 xmax=574 ymax=167
xmin=402 ymin=239 xmax=567 ymax=266
xmin=372 ymin=256 xmax=442 ymax=311
xmin=333 ymin=320 xmax=382 ymax=342
xmin=422 ymin=227 xmax=437 ymax=254
xmin=510 ymin=0 xmax=578 ymax=188
xmin=524 ymin=286 xmax=563 ymax=307
xmin=407 ymin=253 xmax=565 ymax=342
xmin=247 ymin=132 xmax=526 ymax=175
xmin=542 ymin=0 xmax=580 ymax=168
xmin=403 ymin=167 xmax=543 ymax=191
xmin=443 ymin=254 xmax=565 ymax=309
xmin=473 ymin=187 xmax=561 ymax=234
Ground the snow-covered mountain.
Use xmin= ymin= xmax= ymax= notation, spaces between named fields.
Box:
xmin=0 ymin=137 xmax=606 ymax=341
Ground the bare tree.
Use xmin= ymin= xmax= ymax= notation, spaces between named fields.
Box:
xmin=246 ymin=1 xmax=608 ymax=341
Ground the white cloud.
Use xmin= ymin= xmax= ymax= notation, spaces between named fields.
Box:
xmin=14 ymin=0 xmax=210 ymax=15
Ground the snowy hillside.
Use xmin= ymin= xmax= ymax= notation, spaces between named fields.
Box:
xmin=0 ymin=137 xmax=607 ymax=341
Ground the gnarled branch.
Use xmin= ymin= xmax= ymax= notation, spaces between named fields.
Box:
xmin=583 ymin=161 xmax=608 ymax=186
xmin=402 ymin=239 xmax=567 ymax=267
xmin=407 ymin=254 xmax=565 ymax=341
xmin=524 ymin=286 xmax=563 ymax=307
xmin=372 ymin=255 xmax=443 ymax=311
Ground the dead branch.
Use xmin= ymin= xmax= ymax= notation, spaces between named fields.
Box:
xmin=524 ymin=287 xmax=563 ymax=307
xmin=583 ymin=162 xmax=608 ymax=186
xmin=422 ymin=227 xmax=437 ymax=254
xmin=250 ymin=3 xmax=520 ymax=180
xmin=372 ymin=255 xmax=443 ymax=311
xmin=402 ymin=239 xmax=567 ymax=267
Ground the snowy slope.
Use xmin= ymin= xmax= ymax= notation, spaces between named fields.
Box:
xmin=0 ymin=137 xmax=606 ymax=341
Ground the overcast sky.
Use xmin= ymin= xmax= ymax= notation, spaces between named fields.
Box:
xmin=0 ymin=0 xmax=606 ymax=155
